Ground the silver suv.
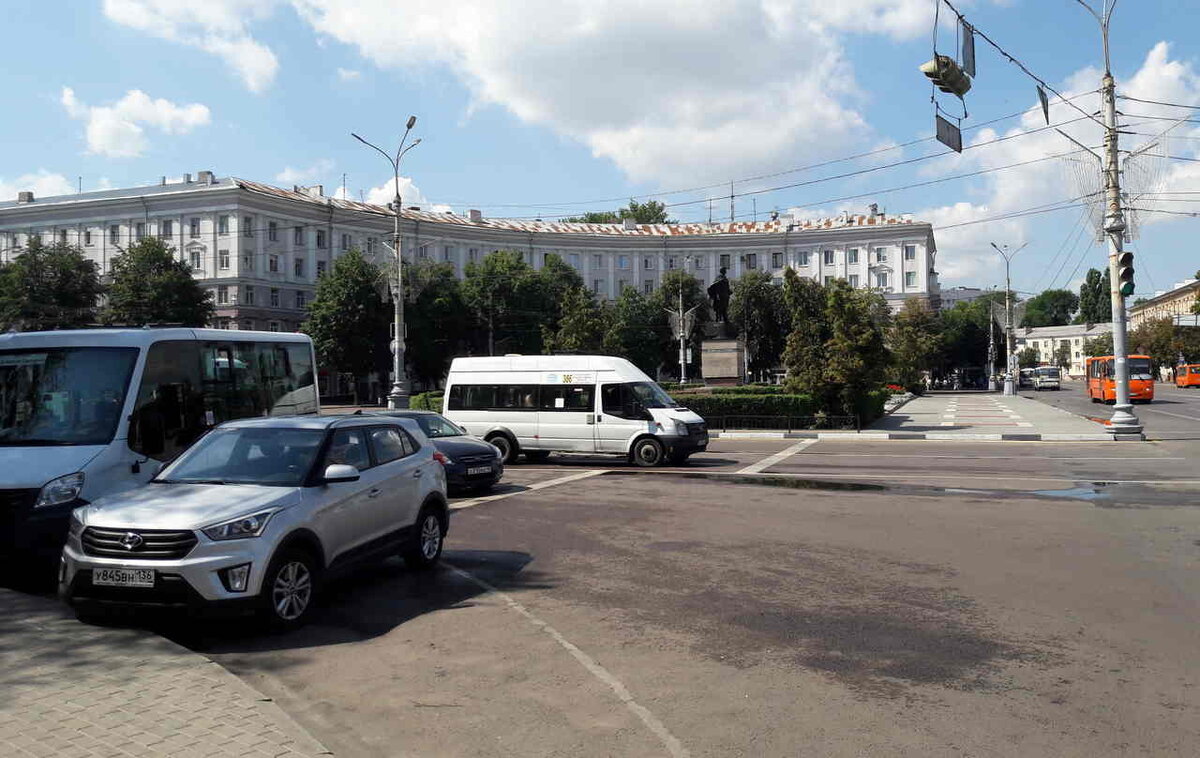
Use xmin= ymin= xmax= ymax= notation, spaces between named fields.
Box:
xmin=59 ymin=415 xmax=448 ymax=629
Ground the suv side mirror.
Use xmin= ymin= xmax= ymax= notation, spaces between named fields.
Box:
xmin=323 ymin=464 xmax=360 ymax=484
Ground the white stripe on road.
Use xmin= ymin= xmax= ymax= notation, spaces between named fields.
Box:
xmin=448 ymin=565 xmax=690 ymax=758
xmin=1139 ymin=407 xmax=1200 ymax=422
xmin=737 ymin=439 xmax=816 ymax=474
xmin=449 ymin=469 xmax=605 ymax=511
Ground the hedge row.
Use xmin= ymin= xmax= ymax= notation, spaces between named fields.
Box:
xmin=409 ymin=391 xmax=444 ymax=411
xmin=707 ymin=385 xmax=783 ymax=395
xmin=674 ymin=393 xmax=816 ymax=419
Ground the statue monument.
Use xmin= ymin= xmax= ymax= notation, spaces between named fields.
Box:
xmin=700 ymin=267 xmax=744 ymax=385
xmin=706 ymin=267 xmax=731 ymax=326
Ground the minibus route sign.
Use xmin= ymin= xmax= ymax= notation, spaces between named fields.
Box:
xmin=545 ymin=372 xmax=595 ymax=384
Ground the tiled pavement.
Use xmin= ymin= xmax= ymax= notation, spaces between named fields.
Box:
xmin=0 ymin=588 xmax=331 ymax=758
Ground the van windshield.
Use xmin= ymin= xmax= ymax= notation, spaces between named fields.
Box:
xmin=0 ymin=347 xmax=138 ymax=446
xmin=1037 ymin=368 xmax=1060 ymax=378
xmin=629 ymin=382 xmax=679 ymax=409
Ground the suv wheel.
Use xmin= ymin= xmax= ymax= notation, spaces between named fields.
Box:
xmin=631 ymin=437 xmax=664 ymax=467
xmin=403 ymin=506 xmax=445 ymax=570
xmin=260 ymin=549 xmax=317 ymax=630
xmin=486 ymin=433 xmax=519 ymax=465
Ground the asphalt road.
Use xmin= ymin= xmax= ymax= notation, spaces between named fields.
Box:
xmin=1021 ymin=379 xmax=1200 ymax=441
xmin=162 ymin=437 xmax=1200 ymax=757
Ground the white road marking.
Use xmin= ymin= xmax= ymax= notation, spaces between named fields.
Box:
xmin=450 ymin=470 xmax=605 ymax=511
xmin=448 ymin=565 xmax=690 ymax=758
xmin=737 ymin=439 xmax=816 ymax=474
xmin=1139 ymin=407 xmax=1200 ymax=422
xmin=790 ymin=453 xmax=1183 ymax=461
xmin=739 ymin=471 xmax=1200 ymax=485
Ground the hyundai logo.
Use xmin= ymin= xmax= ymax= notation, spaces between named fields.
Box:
xmin=120 ymin=532 xmax=144 ymax=551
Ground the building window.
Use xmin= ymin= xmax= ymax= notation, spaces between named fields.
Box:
xmin=904 ymin=244 xmax=916 ymax=261
xmin=216 ymin=285 xmax=229 ymax=304
xmin=874 ymin=247 xmax=887 ymax=263
xmin=244 ymin=286 xmax=255 ymax=306
xmin=592 ymin=254 xmax=603 ymax=268
xmin=798 ymin=251 xmax=810 ymax=266
xmin=618 ymin=255 xmax=630 ymax=269
xmin=366 ymin=238 xmax=375 ymax=255
xmin=849 ymin=274 xmax=860 ymax=288
xmin=317 ymin=260 xmax=327 ymax=277
xmin=190 ymin=218 xmax=200 ymax=239
xmin=316 ymin=229 xmax=326 ymax=249
xmin=341 ymin=233 xmax=350 ymax=250
xmin=848 ymin=248 xmax=859 ymax=264
xmin=772 ymin=252 xmax=783 ymax=269
xmin=218 ymin=215 xmax=230 ymax=235
xmin=719 ymin=253 xmax=731 ymax=270
xmin=268 ymin=321 xmax=280 ymax=333
xmin=644 ymin=279 xmax=654 ymax=295
xmin=468 ymin=247 xmax=478 ymax=262
xmin=135 ymin=222 xmax=146 ymax=240
xmin=243 ymin=216 xmax=253 ymax=238
xmin=745 ymin=253 xmax=757 ymax=270
xmin=823 ymin=249 xmax=834 ymax=266
xmin=694 ymin=256 xmax=706 ymax=269
xmin=242 ymin=253 xmax=254 ymax=271
xmin=218 ymin=250 xmax=230 ymax=270
xmin=294 ymin=258 xmax=305 ymax=277
xmin=160 ymin=219 xmax=173 ymax=239
xmin=569 ymin=253 xmax=580 ymax=269
xmin=109 ymin=225 xmax=120 ymax=244
xmin=268 ymin=221 xmax=278 ymax=242
xmin=643 ymin=257 xmax=654 ymax=270
xmin=593 ymin=279 xmax=603 ymax=295
xmin=905 ymin=271 xmax=917 ymax=288
xmin=444 ymin=245 xmax=453 ymax=261
xmin=295 ymin=291 xmax=306 ymax=309
xmin=190 ymin=250 xmax=202 ymax=270
xmin=823 ymin=276 xmax=833 ymax=285
xmin=617 ymin=278 xmax=629 ymax=293
xmin=291 ymin=226 xmax=302 ymax=246
xmin=269 ymin=254 xmax=279 ymax=273
xmin=59 ymin=230 xmax=68 ymax=244
xmin=270 ymin=288 xmax=280 ymax=307
xmin=84 ymin=230 xmax=92 ymax=246
xmin=418 ymin=245 xmax=428 ymax=259
xmin=875 ymin=272 xmax=889 ymax=289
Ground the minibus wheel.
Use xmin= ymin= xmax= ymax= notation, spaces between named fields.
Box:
xmin=631 ymin=437 xmax=664 ymax=467
xmin=486 ymin=433 xmax=519 ymax=464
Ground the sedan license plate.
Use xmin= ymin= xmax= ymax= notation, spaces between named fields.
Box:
xmin=92 ymin=567 xmax=155 ymax=588
xmin=467 ymin=465 xmax=493 ymax=476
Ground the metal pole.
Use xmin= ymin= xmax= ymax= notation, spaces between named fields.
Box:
xmin=679 ymin=276 xmax=687 ymax=384
xmin=1005 ymin=258 xmax=1015 ymax=396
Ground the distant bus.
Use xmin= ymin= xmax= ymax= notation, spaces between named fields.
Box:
xmin=1032 ymin=366 xmax=1061 ymax=391
xmin=0 ymin=328 xmax=318 ymax=561
xmin=1176 ymin=364 xmax=1200 ymax=388
xmin=1085 ymin=355 xmax=1154 ymax=404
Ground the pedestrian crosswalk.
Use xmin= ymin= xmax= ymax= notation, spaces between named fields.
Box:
xmin=940 ymin=396 xmax=1033 ymax=428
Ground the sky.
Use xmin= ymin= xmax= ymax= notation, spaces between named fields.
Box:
xmin=3 ymin=0 xmax=1199 ymax=298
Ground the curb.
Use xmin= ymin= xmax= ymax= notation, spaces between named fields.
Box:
xmin=710 ymin=430 xmax=1130 ymax=441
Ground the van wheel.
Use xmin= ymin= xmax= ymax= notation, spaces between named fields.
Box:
xmin=486 ymin=433 xmax=519 ymax=465
xmin=631 ymin=437 xmax=664 ymax=467
xmin=402 ymin=505 xmax=446 ymax=570
xmin=260 ymin=549 xmax=318 ymax=631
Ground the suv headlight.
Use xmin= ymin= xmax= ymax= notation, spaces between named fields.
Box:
xmin=35 ymin=472 xmax=85 ymax=508
xmin=202 ymin=510 xmax=276 ymax=541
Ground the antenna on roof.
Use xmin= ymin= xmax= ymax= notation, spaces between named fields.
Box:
xmin=342 ymin=173 xmax=347 ymax=199
xmin=77 ymin=177 xmax=82 ymax=194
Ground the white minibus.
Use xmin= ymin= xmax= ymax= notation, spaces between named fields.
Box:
xmin=1033 ymin=366 xmax=1062 ymax=391
xmin=443 ymin=355 xmax=707 ymax=467
xmin=0 ymin=328 xmax=318 ymax=562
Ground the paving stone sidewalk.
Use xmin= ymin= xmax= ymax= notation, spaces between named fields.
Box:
xmin=0 ymin=588 xmax=331 ymax=758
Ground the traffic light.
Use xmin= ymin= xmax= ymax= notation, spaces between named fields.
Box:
xmin=920 ymin=55 xmax=973 ymax=97
xmin=1117 ymin=251 xmax=1135 ymax=297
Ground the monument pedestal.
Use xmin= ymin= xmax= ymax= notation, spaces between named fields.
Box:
xmin=701 ymin=337 xmax=744 ymax=386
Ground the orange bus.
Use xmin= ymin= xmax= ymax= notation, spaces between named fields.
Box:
xmin=1086 ymin=355 xmax=1155 ymax=403
xmin=1177 ymin=363 xmax=1200 ymax=388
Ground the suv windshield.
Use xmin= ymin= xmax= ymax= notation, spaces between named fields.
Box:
xmin=406 ymin=414 xmax=464 ymax=438
xmin=0 ymin=347 xmax=138 ymax=446
xmin=629 ymin=382 xmax=679 ymax=409
xmin=157 ymin=427 xmax=323 ymax=486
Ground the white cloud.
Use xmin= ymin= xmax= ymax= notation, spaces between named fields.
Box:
xmin=275 ymin=158 xmax=335 ymax=185
xmin=334 ymin=175 xmax=450 ymax=213
xmin=0 ymin=171 xmax=76 ymax=203
xmin=60 ymin=87 xmax=211 ymax=158
xmin=102 ymin=0 xmax=280 ymax=92
xmin=336 ymin=67 xmax=361 ymax=81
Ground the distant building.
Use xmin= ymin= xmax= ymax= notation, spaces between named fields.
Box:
xmin=1129 ymin=278 xmax=1200 ymax=328
xmin=940 ymin=286 xmax=989 ymax=309
xmin=1014 ymin=322 xmax=1112 ymax=378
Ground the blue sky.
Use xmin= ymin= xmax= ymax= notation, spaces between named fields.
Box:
xmin=3 ymin=0 xmax=1199 ymax=298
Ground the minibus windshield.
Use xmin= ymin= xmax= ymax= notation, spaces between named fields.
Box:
xmin=0 ymin=347 xmax=138 ymax=446
xmin=1129 ymin=358 xmax=1153 ymax=381
xmin=629 ymin=381 xmax=679 ymax=409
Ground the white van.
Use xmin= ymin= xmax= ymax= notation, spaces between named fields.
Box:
xmin=443 ymin=355 xmax=707 ymax=467
xmin=0 ymin=328 xmax=318 ymax=562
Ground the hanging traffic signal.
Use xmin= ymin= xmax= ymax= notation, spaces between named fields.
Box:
xmin=1117 ymin=251 xmax=1135 ymax=297
xmin=920 ymin=55 xmax=973 ymax=98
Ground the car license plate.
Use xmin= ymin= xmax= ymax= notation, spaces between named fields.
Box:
xmin=92 ymin=567 xmax=155 ymax=588
xmin=467 ymin=466 xmax=493 ymax=476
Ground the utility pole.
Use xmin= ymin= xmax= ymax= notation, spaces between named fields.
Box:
xmin=667 ymin=255 xmax=697 ymax=383
xmin=986 ymin=287 xmax=997 ymax=390
xmin=352 ymin=116 xmax=422 ymax=408
xmin=729 ymin=182 xmax=734 ymax=223
xmin=990 ymin=242 xmax=1027 ymax=396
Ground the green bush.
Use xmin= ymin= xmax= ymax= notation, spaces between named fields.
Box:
xmin=660 ymin=382 xmax=706 ymax=392
xmin=708 ymin=385 xmax=783 ymax=395
xmin=675 ymin=393 xmax=815 ymax=419
xmin=409 ymin=391 xmax=444 ymax=411
xmin=855 ymin=388 xmax=890 ymax=423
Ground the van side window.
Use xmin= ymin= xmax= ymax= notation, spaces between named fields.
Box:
xmin=448 ymin=384 xmax=539 ymax=410
xmin=129 ymin=340 xmax=206 ymax=461
xmin=601 ymin=384 xmax=638 ymax=419
xmin=541 ymin=385 xmax=595 ymax=411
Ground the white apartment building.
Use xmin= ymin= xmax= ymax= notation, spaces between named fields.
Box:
xmin=1014 ymin=322 xmax=1113 ymax=378
xmin=0 ymin=172 xmax=942 ymax=333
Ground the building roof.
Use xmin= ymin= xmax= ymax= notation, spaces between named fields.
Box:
xmin=1129 ymin=277 xmax=1200 ymax=312
xmin=1 ymin=175 xmax=931 ymax=238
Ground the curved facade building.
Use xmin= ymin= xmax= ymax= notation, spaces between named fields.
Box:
xmin=1 ymin=172 xmax=940 ymax=333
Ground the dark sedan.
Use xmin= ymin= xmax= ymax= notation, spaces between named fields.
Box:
xmin=371 ymin=410 xmax=504 ymax=494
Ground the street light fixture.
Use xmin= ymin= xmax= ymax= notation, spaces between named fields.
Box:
xmin=351 ymin=117 xmax=421 ymax=409
xmin=990 ymin=241 xmax=1027 ymax=396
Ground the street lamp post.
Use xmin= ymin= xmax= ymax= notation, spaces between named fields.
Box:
xmin=990 ymin=242 xmax=1027 ymax=396
xmin=351 ymin=117 xmax=421 ymax=409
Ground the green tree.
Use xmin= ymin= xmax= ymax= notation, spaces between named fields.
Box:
xmin=1020 ymin=289 xmax=1079 ymax=328
xmin=1083 ymin=333 xmax=1114 ymax=357
xmin=565 ymin=199 xmax=676 ymax=225
xmin=1017 ymin=346 xmax=1040 ymax=368
xmin=822 ymin=281 xmax=891 ymax=417
xmin=1129 ymin=317 xmax=1180 ymax=370
xmin=0 ymin=238 xmax=102 ymax=331
xmin=403 ymin=260 xmax=469 ymax=388
xmin=936 ymin=300 xmax=991 ymax=374
xmin=462 ymin=250 xmax=551 ymax=355
xmin=301 ymin=249 xmax=389 ymax=404
xmin=729 ymin=270 xmax=786 ymax=378
xmin=1075 ymin=268 xmax=1112 ymax=324
xmin=890 ymin=298 xmax=940 ymax=392
xmin=603 ymin=286 xmax=661 ymax=375
xmin=102 ymin=237 xmax=214 ymax=327
xmin=781 ymin=269 xmax=829 ymax=397
xmin=544 ymin=287 xmax=611 ymax=354
xmin=1054 ymin=341 xmax=1072 ymax=370
xmin=651 ymin=270 xmax=708 ymax=379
